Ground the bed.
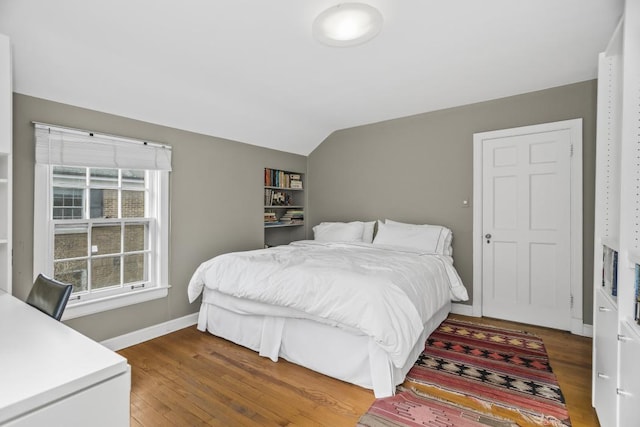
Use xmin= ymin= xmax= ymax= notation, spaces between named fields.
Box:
xmin=187 ymin=220 xmax=468 ymax=397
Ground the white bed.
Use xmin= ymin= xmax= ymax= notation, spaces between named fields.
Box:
xmin=188 ymin=222 xmax=468 ymax=398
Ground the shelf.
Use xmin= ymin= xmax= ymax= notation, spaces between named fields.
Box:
xmin=0 ymin=179 xmax=7 ymax=184
xmin=598 ymin=287 xmax=618 ymax=310
xmin=623 ymin=317 xmax=640 ymax=339
xmin=264 ymin=186 xmax=303 ymax=191
xmin=264 ymin=223 xmax=304 ymax=228
xmin=601 ymin=237 xmax=620 ymax=251
xmin=0 ymin=239 xmax=6 ymax=244
xmin=264 ymin=205 xmax=303 ymax=209
xmin=628 ymin=249 xmax=640 ymax=266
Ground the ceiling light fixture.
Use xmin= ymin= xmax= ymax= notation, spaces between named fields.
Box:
xmin=312 ymin=3 xmax=383 ymax=47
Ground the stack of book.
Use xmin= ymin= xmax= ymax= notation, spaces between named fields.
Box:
xmin=264 ymin=212 xmax=278 ymax=225
xmin=290 ymin=174 xmax=303 ymax=189
xmin=279 ymin=210 xmax=304 ymax=225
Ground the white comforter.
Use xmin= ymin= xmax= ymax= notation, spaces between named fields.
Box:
xmin=188 ymin=240 xmax=468 ymax=368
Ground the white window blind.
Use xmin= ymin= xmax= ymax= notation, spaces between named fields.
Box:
xmin=34 ymin=122 xmax=172 ymax=171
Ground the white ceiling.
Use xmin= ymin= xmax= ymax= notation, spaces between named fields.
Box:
xmin=0 ymin=0 xmax=624 ymax=155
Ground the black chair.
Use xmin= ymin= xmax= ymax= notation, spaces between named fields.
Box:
xmin=26 ymin=274 xmax=74 ymax=321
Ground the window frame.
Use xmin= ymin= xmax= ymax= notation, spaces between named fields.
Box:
xmin=34 ymin=164 xmax=170 ymax=320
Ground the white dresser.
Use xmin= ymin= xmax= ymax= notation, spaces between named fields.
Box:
xmin=0 ymin=292 xmax=130 ymax=426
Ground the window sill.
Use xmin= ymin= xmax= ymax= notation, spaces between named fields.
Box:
xmin=61 ymin=285 xmax=170 ymax=320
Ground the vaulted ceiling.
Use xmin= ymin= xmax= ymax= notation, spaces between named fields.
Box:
xmin=0 ymin=0 xmax=624 ymax=155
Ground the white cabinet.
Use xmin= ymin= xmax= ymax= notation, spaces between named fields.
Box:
xmin=5 ymin=368 xmax=130 ymax=427
xmin=593 ymin=1 xmax=640 ymax=426
xmin=618 ymin=321 xmax=640 ymax=427
xmin=593 ymin=289 xmax=618 ymax=427
xmin=0 ymin=33 xmax=11 ymax=294
xmin=0 ymin=292 xmax=131 ymax=426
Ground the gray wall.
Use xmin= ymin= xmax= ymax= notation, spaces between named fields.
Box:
xmin=307 ymin=80 xmax=597 ymax=325
xmin=13 ymin=93 xmax=306 ymax=341
xmin=13 ymin=79 xmax=597 ymax=339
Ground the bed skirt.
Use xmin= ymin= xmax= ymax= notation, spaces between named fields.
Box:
xmin=196 ymin=299 xmax=451 ymax=398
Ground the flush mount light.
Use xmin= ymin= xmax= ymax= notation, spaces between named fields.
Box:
xmin=313 ymin=3 xmax=383 ymax=47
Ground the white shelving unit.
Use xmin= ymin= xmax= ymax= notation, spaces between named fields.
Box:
xmin=592 ymin=1 xmax=640 ymax=426
xmin=0 ymin=33 xmax=12 ymax=294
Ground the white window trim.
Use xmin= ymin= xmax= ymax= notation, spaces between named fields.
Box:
xmin=34 ymin=165 xmax=171 ymax=320
xmin=63 ymin=285 xmax=170 ymax=320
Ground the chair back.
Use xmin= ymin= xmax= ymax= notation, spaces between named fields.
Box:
xmin=26 ymin=274 xmax=74 ymax=321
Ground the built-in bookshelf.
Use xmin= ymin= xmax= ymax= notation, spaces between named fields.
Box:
xmin=264 ymin=168 xmax=305 ymax=247
xmin=0 ymin=155 xmax=11 ymax=294
xmin=593 ymin=3 xmax=640 ymax=426
xmin=0 ymin=33 xmax=11 ymax=294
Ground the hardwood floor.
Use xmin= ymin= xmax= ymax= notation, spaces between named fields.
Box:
xmin=118 ymin=314 xmax=599 ymax=426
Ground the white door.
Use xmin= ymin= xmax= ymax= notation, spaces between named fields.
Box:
xmin=480 ymin=125 xmax=573 ymax=330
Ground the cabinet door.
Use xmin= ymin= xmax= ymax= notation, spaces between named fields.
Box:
xmin=593 ymin=289 xmax=618 ymax=427
xmin=0 ymin=33 xmax=10 ymax=293
xmin=5 ymin=370 xmax=130 ymax=427
xmin=618 ymin=322 xmax=640 ymax=427
xmin=0 ymin=33 xmax=10 ymax=155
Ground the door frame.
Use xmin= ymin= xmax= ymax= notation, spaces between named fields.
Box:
xmin=472 ymin=119 xmax=584 ymax=334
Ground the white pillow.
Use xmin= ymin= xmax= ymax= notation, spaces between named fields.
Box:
xmin=375 ymin=220 xmax=453 ymax=255
xmin=362 ymin=221 xmax=376 ymax=243
xmin=313 ymin=221 xmax=365 ymax=242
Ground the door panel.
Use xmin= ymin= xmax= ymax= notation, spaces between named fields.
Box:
xmin=482 ymin=129 xmax=571 ymax=330
xmin=530 ymin=173 xmax=556 ymax=230
xmin=492 ymin=241 xmax=518 ymax=303
xmin=493 ymin=176 xmax=518 ymax=229
xmin=530 ymin=242 xmax=557 ymax=307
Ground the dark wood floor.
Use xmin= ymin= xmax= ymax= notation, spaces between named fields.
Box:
xmin=118 ymin=314 xmax=599 ymax=426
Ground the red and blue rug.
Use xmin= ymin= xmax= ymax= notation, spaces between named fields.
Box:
xmin=358 ymin=319 xmax=571 ymax=427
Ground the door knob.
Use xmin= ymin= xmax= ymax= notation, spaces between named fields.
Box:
xmin=485 ymin=233 xmax=491 ymax=244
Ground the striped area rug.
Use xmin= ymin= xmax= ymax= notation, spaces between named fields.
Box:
xmin=358 ymin=319 xmax=571 ymax=427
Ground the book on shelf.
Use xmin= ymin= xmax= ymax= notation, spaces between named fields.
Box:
xmin=264 ymin=189 xmax=292 ymax=206
xmin=264 ymin=168 xmax=303 ymax=189
xmin=635 ymin=264 xmax=640 ymax=323
xmin=278 ymin=209 xmax=304 ymax=225
xmin=602 ymin=246 xmax=619 ymax=297
xmin=612 ymin=250 xmax=618 ymax=297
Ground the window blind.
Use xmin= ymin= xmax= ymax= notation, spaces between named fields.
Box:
xmin=34 ymin=123 xmax=172 ymax=171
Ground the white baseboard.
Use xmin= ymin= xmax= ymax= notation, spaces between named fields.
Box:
xmin=571 ymin=318 xmax=593 ymax=337
xmin=451 ymin=305 xmax=593 ymax=337
xmin=101 ymin=312 xmax=199 ymax=351
xmin=451 ymin=303 xmax=476 ymax=316
xmin=581 ymin=324 xmax=593 ymax=338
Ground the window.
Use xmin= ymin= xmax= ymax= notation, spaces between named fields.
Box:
xmin=33 ymin=123 xmax=172 ymax=319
